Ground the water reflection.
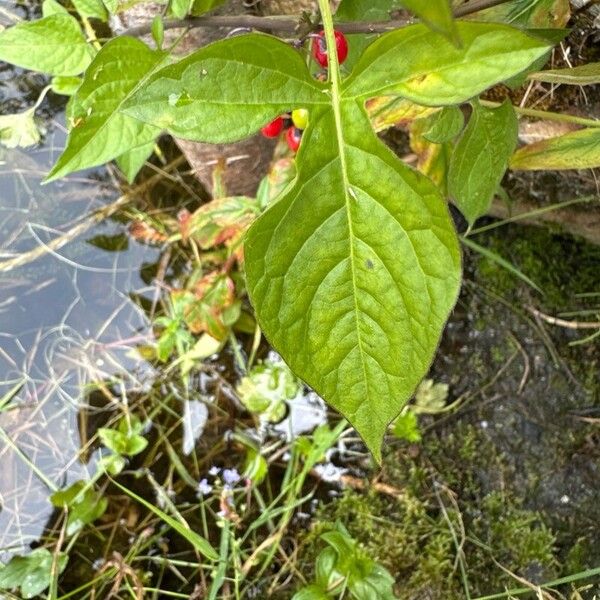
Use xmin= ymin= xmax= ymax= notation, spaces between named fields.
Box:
xmin=0 ymin=121 xmax=159 ymax=560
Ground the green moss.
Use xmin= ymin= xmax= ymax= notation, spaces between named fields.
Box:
xmin=474 ymin=226 xmax=600 ymax=311
xmin=296 ymin=425 xmax=562 ymax=599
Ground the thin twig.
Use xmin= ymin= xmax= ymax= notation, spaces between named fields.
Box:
xmin=123 ymin=0 xmax=515 ymax=38
xmin=526 ymin=305 xmax=600 ymax=330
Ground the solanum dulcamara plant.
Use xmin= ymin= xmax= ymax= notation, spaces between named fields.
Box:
xmin=0 ymin=0 xmax=564 ymax=460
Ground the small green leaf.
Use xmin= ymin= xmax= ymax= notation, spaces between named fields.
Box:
xmin=391 ymin=410 xmax=421 ymax=442
xmin=529 ymin=62 xmax=600 ymax=85
xmin=344 ymin=22 xmax=552 ymax=104
xmin=66 ymin=491 xmax=108 ymax=535
xmin=124 ymin=434 xmax=148 ymax=456
xmin=448 ymin=100 xmax=518 ymax=225
xmin=72 ymin=0 xmax=108 ymax=20
xmin=121 ymin=33 xmax=326 ymax=143
xmin=46 ymin=36 xmax=166 ymax=182
xmin=399 ymin=0 xmax=460 ymax=45
xmin=315 ymin=547 xmax=339 ymax=590
xmin=169 ymin=0 xmax=193 ymax=19
xmin=98 ymin=427 xmax=128 ymax=454
xmin=116 ymin=142 xmax=154 ymax=183
xmin=292 ymin=586 xmax=333 ymax=600
xmin=0 ymin=15 xmax=93 ymax=76
xmin=42 ymin=0 xmax=69 ymax=16
xmin=51 ymin=76 xmax=82 ymax=96
xmin=510 ymin=127 xmax=600 ymax=171
xmin=151 ymin=15 xmax=164 ymax=49
xmin=0 ymin=548 xmax=67 ymax=599
xmin=421 ymin=106 xmax=464 ymax=143
xmin=51 ymin=481 xmax=87 ymax=507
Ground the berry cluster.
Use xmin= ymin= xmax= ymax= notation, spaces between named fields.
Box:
xmin=259 ymin=30 xmax=349 ymax=153
xmin=260 ymin=108 xmax=310 ymax=152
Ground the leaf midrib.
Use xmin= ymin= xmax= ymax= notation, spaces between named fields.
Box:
xmin=329 ymin=75 xmax=371 ymax=405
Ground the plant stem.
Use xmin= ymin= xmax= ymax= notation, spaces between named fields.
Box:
xmin=124 ymin=0 xmax=516 ymax=38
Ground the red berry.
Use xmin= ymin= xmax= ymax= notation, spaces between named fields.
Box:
xmin=286 ymin=127 xmax=302 ymax=153
xmin=312 ymin=30 xmax=349 ymax=68
xmin=261 ymin=116 xmax=284 ymax=138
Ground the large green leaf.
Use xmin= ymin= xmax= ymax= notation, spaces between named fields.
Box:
xmin=46 ymin=37 xmax=166 ymax=182
xmin=0 ymin=15 xmax=93 ymax=76
xmin=510 ymin=127 xmax=600 ymax=170
xmin=245 ymin=100 xmax=461 ymax=461
xmin=121 ymin=34 xmax=327 ymax=142
xmin=448 ymin=100 xmax=518 ymax=225
xmin=344 ymin=22 xmax=552 ymax=103
xmin=400 ymin=0 xmax=459 ymax=45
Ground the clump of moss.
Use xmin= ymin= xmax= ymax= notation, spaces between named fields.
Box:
xmin=295 ymin=424 xmax=561 ymax=599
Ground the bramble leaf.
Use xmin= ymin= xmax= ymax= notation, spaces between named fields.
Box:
xmin=0 ymin=15 xmax=93 ymax=76
xmin=344 ymin=22 xmax=553 ymax=103
xmin=448 ymin=100 xmax=518 ymax=225
xmin=46 ymin=37 xmax=167 ymax=182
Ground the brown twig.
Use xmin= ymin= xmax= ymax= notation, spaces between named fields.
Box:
xmin=123 ymin=0 xmax=515 ymax=39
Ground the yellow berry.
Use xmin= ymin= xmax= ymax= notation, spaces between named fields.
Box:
xmin=291 ymin=109 xmax=309 ymax=130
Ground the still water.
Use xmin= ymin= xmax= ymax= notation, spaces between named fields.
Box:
xmin=0 ymin=100 xmax=159 ymax=558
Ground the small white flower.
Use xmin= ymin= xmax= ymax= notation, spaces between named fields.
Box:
xmin=197 ymin=478 xmax=213 ymax=497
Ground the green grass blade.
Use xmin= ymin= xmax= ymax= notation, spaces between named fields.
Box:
xmin=461 ymin=236 xmax=542 ymax=294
